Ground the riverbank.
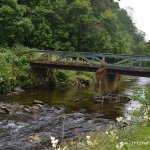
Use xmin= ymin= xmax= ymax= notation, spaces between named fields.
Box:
xmin=60 ymin=125 xmax=150 ymax=150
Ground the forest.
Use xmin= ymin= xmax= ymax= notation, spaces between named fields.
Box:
xmin=0 ymin=0 xmax=150 ymax=54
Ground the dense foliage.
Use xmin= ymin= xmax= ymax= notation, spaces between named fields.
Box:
xmin=0 ymin=45 xmax=38 ymax=94
xmin=0 ymin=0 xmax=149 ymax=54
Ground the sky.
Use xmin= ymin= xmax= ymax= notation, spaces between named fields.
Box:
xmin=115 ymin=0 xmax=150 ymax=41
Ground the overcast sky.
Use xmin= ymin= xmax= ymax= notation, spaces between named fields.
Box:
xmin=115 ymin=0 xmax=150 ymax=41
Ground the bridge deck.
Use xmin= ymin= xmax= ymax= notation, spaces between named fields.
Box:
xmin=30 ymin=61 xmax=150 ymax=77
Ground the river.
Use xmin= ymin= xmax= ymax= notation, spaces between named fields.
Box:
xmin=0 ymin=76 xmax=150 ymax=149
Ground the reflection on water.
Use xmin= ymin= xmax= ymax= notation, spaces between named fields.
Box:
xmin=134 ymin=77 xmax=150 ymax=86
xmin=123 ymin=100 xmax=142 ymax=121
xmin=124 ymin=77 xmax=150 ymax=95
xmin=0 ymin=76 xmax=150 ymax=118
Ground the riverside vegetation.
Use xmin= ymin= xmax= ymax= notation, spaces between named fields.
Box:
xmin=0 ymin=45 xmax=36 ymax=94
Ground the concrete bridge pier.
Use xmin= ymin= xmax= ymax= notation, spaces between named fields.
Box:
xmin=32 ymin=68 xmax=54 ymax=88
xmin=95 ymin=66 xmax=120 ymax=95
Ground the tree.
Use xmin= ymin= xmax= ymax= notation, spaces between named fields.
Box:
xmin=0 ymin=0 xmax=33 ymax=46
xmin=66 ymin=0 xmax=93 ymax=51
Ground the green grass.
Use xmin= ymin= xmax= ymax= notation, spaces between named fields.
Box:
xmin=60 ymin=125 xmax=150 ymax=150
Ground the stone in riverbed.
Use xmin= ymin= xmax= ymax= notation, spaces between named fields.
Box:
xmin=0 ymin=106 xmax=10 ymax=114
xmin=73 ymin=99 xmax=80 ymax=102
xmin=22 ymin=106 xmax=31 ymax=113
xmin=93 ymin=94 xmax=131 ymax=103
xmin=33 ymin=100 xmax=44 ymax=105
xmin=36 ymin=104 xmax=43 ymax=109
xmin=14 ymin=86 xmax=24 ymax=92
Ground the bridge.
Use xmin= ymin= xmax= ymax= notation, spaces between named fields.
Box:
xmin=30 ymin=51 xmax=150 ymax=77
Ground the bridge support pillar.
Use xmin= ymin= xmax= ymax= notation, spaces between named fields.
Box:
xmin=95 ymin=66 xmax=120 ymax=95
xmin=31 ymin=67 xmax=58 ymax=88
xmin=31 ymin=68 xmax=55 ymax=88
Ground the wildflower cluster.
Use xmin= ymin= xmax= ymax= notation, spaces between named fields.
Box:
xmin=86 ymin=136 xmax=94 ymax=146
xmin=29 ymin=134 xmax=41 ymax=143
xmin=141 ymin=106 xmax=150 ymax=125
xmin=116 ymin=117 xmax=124 ymax=123
xmin=105 ymin=126 xmax=118 ymax=142
xmin=116 ymin=117 xmax=127 ymax=128
xmin=50 ymin=136 xmax=60 ymax=150
xmin=116 ymin=141 xmax=126 ymax=149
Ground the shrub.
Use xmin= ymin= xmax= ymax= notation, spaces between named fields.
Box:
xmin=0 ymin=45 xmax=36 ymax=94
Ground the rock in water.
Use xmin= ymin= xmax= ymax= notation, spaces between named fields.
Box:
xmin=33 ymin=100 xmax=44 ymax=105
xmin=22 ymin=106 xmax=31 ymax=113
xmin=0 ymin=106 xmax=10 ymax=114
xmin=73 ymin=99 xmax=80 ymax=102
xmin=36 ymin=104 xmax=43 ymax=109
xmin=14 ymin=86 xmax=24 ymax=92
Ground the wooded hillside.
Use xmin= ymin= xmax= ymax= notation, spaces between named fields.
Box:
xmin=0 ymin=0 xmax=149 ymax=54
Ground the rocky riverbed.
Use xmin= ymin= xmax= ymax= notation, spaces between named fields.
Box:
xmin=0 ymin=99 xmax=119 ymax=150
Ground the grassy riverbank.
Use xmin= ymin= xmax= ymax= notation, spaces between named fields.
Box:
xmin=59 ymin=126 xmax=150 ymax=150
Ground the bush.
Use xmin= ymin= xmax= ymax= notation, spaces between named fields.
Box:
xmin=0 ymin=45 xmax=36 ymax=94
xmin=77 ymin=75 xmax=91 ymax=86
xmin=54 ymin=70 xmax=93 ymax=87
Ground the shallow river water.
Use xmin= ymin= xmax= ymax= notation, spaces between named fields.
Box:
xmin=0 ymin=76 xmax=150 ymax=150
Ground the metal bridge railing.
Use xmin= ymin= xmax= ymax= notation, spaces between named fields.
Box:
xmin=31 ymin=50 xmax=150 ymax=68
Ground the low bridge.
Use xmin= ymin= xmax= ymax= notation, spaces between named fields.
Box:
xmin=30 ymin=51 xmax=150 ymax=77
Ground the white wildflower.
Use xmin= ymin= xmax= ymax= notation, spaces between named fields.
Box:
xmin=110 ymin=130 xmax=115 ymax=135
xmin=77 ymin=142 xmax=85 ymax=148
xmin=53 ymin=139 xmax=59 ymax=144
xmin=86 ymin=136 xmax=90 ymax=140
xmin=116 ymin=142 xmax=125 ymax=149
xmin=29 ymin=135 xmax=41 ymax=143
xmin=143 ymin=115 xmax=150 ymax=120
xmin=105 ymin=131 xmax=109 ymax=135
xmin=116 ymin=144 xmax=120 ymax=149
xmin=120 ymin=142 xmax=125 ymax=147
xmin=50 ymin=136 xmax=59 ymax=148
xmin=50 ymin=136 xmax=55 ymax=141
xmin=52 ymin=143 xmax=57 ymax=148
xmin=116 ymin=117 xmax=124 ymax=123
xmin=87 ymin=140 xmax=94 ymax=146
